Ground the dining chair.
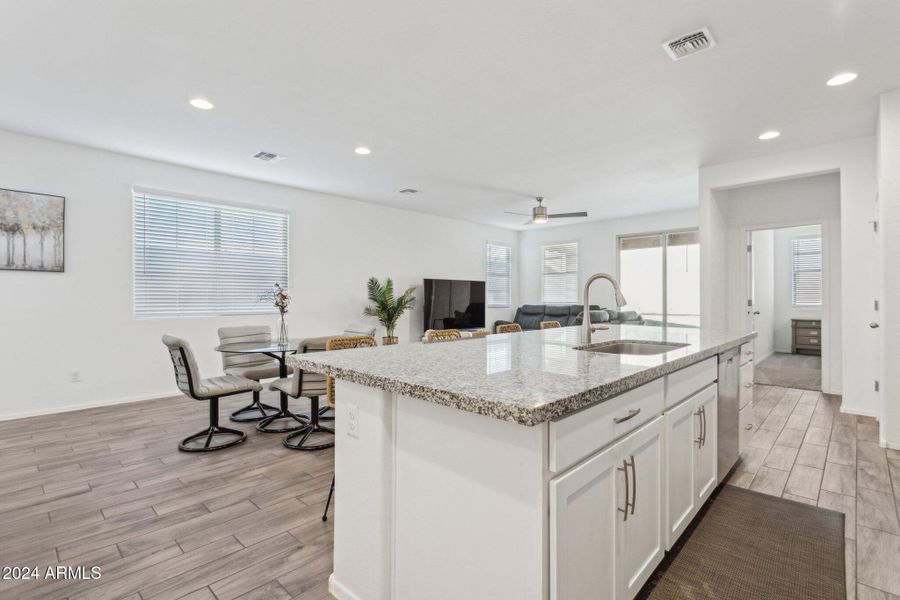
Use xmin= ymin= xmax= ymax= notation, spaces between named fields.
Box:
xmin=269 ymin=340 xmax=332 ymax=451
xmin=162 ymin=335 xmax=261 ymax=452
xmin=217 ymin=326 xmax=283 ymax=422
xmin=321 ymin=335 xmax=378 ymax=521
xmin=496 ymin=323 xmax=523 ymax=334
xmin=540 ymin=321 xmax=561 ymax=329
xmin=426 ymin=328 xmax=462 ymax=342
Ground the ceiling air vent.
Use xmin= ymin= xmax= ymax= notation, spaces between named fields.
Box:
xmin=252 ymin=151 xmax=287 ymax=163
xmin=662 ymin=28 xmax=716 ymax=61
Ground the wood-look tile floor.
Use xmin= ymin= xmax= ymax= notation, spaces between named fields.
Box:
xmin=728 ymin=385 xmax=900 ymax=600
xmin=3 ymin=385 xmax=899 ymax=600
xmin=0 ymin=391 xmax=335 ymax=600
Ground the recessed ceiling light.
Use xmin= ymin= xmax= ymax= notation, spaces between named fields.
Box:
xmin=826 ymin=72 xmax=858 ymax=87
xmin=758 ymin=131 xmax=781 ymax=140
xmin=354 ymin=146 xmax=372 ymax=155
xmin=189 ymin=98 xmax=215 ymax=110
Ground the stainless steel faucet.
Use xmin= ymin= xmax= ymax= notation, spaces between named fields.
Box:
xmin=583 ymin=273 xmax=628 ymax=341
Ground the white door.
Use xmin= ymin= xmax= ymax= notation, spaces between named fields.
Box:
xmin=694 ymin=385 xmax=718 ymax=504
xmin=617 ymin=417 xmax=665 ymax=600
xmin=664 ymin=399 xmax=697 ymax=549
xmin=549 ymin=441 xmax=620 ymax=600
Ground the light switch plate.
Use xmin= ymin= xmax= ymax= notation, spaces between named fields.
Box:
xmin=346 ymin=402 xmax=359 ymax=439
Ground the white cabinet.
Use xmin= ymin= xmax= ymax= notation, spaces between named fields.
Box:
xmin=617 ymin=417 xmax=665 ymax=599
xmin=664 ymin=383 xmax=718 ymax=549
xmin=738 ymin=359 xmax=755 ymax=452
xmin=694 ymin=385 xmax=718 ymax=504
xmin=549 ymin=438 xmax=619 ymax=600
xmin=551 ymin=417 xmax=665 ymax=600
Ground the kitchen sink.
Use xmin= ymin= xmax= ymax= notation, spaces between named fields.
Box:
xmin=575 ymin=340 xmax=690 ymax=355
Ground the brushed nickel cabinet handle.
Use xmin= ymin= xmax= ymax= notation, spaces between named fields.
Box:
xmin=744 ymin=383 xmax=754 ymax=388
xmin=700 ymin=406 xmax=707 ymax=447
xmin=613 ymin=408 xmax=641 ymax=424
xmin=745 ymin=424 xmax=753 ymax=430
xmin=617 ymin=460 xmax=630 ymax=521
xmin=695 ymin=408 xmax=704 ymax=448
xmin=628 ymin=455 xmax=637 ymax=515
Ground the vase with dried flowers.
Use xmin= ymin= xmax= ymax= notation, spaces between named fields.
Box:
xmin=261 ymin=283 xmax=292 ymax=345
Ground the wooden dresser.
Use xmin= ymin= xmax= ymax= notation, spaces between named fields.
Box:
xmin=791 ymin=319 xmax=821 ymax=355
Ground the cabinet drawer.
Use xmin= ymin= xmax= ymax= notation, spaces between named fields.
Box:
xmin=795 ymin=328 xmax=820 ymax=337
xmin=793 ymin=320 xmax=821 ymax=328
xmin=665 ymin=357 xmax=717 ymax=408
xmin=739 ymin=404 xmax=756 ymax=452
xmin=739 ymin=342 xmax=754 ymax=365
xmin=739 ymin=361 xmax=754 ymax=410
xmin=795 ymin=335 xmax=820 ymax=346
xmin=549 ymin=378 xmax=664 ymax=473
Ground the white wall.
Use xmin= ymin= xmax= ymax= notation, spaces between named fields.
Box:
xmin=0 ymin=129 xmax=518 ymax=420
xmin=878 ymin=89 xmax=900 ymax=447
xmin=700 ymin=138 xmax=877 ymax=415
xmin=751 ymin=229 xmax=775 ymax=360
xmin=518 ymin=208 xmax=698 ymax=308
xmin=773 ymin=225 xmax=823 ymax=352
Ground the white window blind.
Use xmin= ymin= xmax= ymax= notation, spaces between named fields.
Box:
xmin=542 ymin=242 xmax=578 ymax=303
xmin=133 ymin=191 xmax=289 ymax=318
xmin=791 ymin=237 xmax=822 ymax=307
xmin=486 ymin=243 xmax=512 ymax=307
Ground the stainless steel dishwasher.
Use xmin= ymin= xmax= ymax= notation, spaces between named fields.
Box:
xmin=717 ymin=348 xmax=740 ymax=481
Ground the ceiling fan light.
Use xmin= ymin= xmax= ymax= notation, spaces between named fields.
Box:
xmin=533 ymin=205 xmax=549 ymax=223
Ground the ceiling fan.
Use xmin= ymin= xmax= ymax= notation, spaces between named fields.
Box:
xmin=505 ymin=197 xmax=588 ymax=225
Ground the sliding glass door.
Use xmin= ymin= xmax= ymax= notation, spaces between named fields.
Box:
xmin=618 ymin=230 xmax=700 ymax=327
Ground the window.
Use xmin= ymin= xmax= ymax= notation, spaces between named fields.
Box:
xmin=542 ymin=242 xmax=578 ymax=303
xmin=486 ymin=243 xmax=512 ymax=307
xmin=792 ymin=237 xmax=822 ymax=307
xmin=618 ymin=230 xmax=700 ymax=327
xmin=133 ymin=191 xmax=289 ymax=318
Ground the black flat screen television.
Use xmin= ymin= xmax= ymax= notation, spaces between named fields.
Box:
xmin=423 ymin=279 xmax=486 ymax=330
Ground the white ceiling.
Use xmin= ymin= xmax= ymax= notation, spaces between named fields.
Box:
xmin=2 ymin=1 xmax=899 ymax=229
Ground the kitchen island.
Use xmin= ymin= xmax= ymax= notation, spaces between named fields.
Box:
xmin=288 ymin=324 xmax=756 ymax=600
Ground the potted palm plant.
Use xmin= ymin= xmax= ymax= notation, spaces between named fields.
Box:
xmin=364 ymin=276 xmax=416 ymax=345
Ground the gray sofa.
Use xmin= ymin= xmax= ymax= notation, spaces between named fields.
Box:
xmin=494 ymin=304 xmax=643 ymax=332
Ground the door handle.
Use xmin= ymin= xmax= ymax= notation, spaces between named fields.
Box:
xmin=628 ymin=456 xmax=636 ymax=515
xmin=744 ymin=383 xmax=754 ymax=388
xmin=745 ymin=424 xmax=753 ymax=430
xmin=870 ymin=322 xmax=880 ymax=329
xmin=752 ymin=311 xmax=761 ymax=315
xmin=613 ymin=408 xmax=641 ymax=424
xmin=617 ymin=460 xmax=630 ymax=521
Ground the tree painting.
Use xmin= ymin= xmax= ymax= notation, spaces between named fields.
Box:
xmin=0 ymin=188 xmax=65 ymax=272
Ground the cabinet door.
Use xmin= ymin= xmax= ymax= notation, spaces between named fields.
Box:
xmin=550 ymin=441 xmax=620 ymax=600
xmin=617 ymin=417 xmax=665 ymax=600
xmin=739 ymin=361 xmax=754 ymax=410
xmin=694 ymin=385 xmax=718 ymax=504
xmin=664 ymin=398 xmax=698 ymax=549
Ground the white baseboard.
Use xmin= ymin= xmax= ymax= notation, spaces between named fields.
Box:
xmin=882 ymin=439 xmax=900 ymax=450
xmin=756 ymin=350 xmax=774 ymax=363
xmin=0 ymin=391 xmax=177 ymax=422
xmin=840 ymin=406 xmax=879 ymax=419
xmin=328 ymin=574 xmax=364 ymax=600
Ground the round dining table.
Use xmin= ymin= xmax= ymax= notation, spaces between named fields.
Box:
xmin=214 ymin=339 xmax=309 ymax=433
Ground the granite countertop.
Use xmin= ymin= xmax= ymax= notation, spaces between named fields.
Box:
xmin=287 ymin=325 xmax=756 ymax=426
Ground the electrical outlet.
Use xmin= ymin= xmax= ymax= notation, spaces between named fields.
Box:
xmin=69 ymin=370 xmax=82 ymax=383
xmin=346 ymin=402 xmax=360 ymax=439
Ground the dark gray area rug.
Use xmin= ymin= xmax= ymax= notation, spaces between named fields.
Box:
xmin=638 ymin=485 xmax=845 ymax=600
xmin=754 ymin=352 xmax=822 ymax=391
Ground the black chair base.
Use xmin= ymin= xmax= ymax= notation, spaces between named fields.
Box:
xmin=322 ymin=475 xmax=335 ymax=521
xmin=257 ymin=409 xmax=309 ymax=433
xmin=283 ymin=397 xmax=334 ymax=451
xmin=230 ymin=393 xmax=280 ymax=423
xmin=318 ymin=406 xmax=335 ymax=421
xmin=284 ymin=422 xmax=335 ymax=451
xmin=179 ymin=425 xmax=246 ymax=452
